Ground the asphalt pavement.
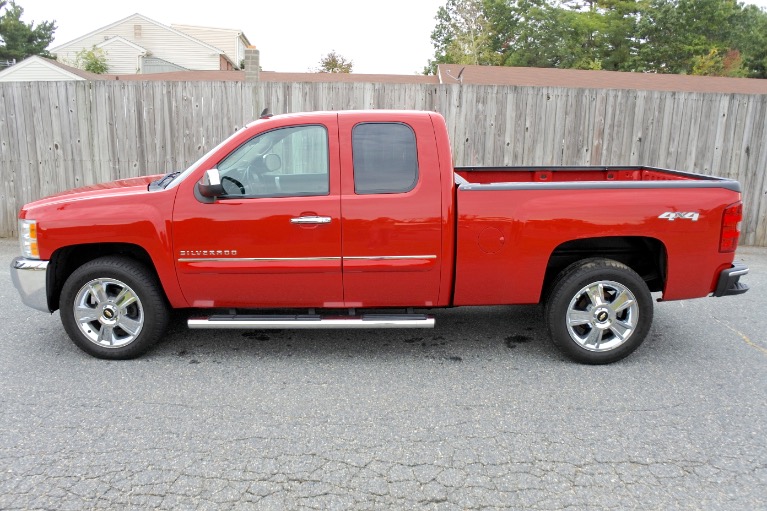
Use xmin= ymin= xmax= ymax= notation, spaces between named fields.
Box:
xmin=0 ymin=238 xmax=765 ymax=510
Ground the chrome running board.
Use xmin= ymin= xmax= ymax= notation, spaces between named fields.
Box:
xmin=188 ymin=313 xmax=435 ymax=329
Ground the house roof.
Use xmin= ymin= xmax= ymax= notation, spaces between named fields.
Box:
xmin=96 ymin=64 xmax=764 ymax=93
xmin=0 ymin=55 xmax=104 ymax=81
xmin=90 ymin=64 xmax=767 ymax=94
xmin=96 ymin=36 xmax=148 ymax=54
xmin=9 ymin=54 xmax=762 ymax=94
xmin=49 ymin=13 xmax=233 ymax=66
xmin=98 ymin=69 xmax=439 ymax=84
xmin=261 ymin=71 xmax=438 ymax=84
xmin=47 ymin=58 xmax=105 ymax=79
xmin=436 ymin=64 xmax=767 ymax=95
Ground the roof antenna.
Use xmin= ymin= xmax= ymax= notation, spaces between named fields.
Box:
xmin=456 ymin=66 xmax=465 ymax=84
xmin=259 ymin=108 xmax=272 ymax=119
xmin=444 ymin=67 xmax=466 ymax=84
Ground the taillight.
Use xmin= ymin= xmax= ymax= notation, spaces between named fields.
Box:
xmin=720 ymin=202 xmax=742 ymax=253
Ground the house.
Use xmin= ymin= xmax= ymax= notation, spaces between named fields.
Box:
xmin=0 ymin=55 xmax=102 ymax=82
xmin=92 ymin=36 xmax=149 ymax=74
xmin=171 ymin=24 xmax=250 ymax=69
xmin=48 ymin=13 xmax=247 ymax=74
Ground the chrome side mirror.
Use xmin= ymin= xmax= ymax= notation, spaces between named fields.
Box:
xmin=198 ymin=168 xmax=225 ymax=197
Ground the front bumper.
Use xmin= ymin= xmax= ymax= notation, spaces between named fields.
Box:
xmin=10 ymin=257 xmax=50 ymax=312
xmin=713 ymin=262 xmax=749 ymax=297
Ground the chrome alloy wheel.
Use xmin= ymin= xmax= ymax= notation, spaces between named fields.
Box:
xmin=73 ymin=278 xmax=144 ymax=348
xmin=565 ymin=280 xmax=639 ymax=352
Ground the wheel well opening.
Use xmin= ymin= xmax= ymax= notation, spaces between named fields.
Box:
xmin=48 ymin=243 xmax=158 ymax=312
xmin=542 ymin=237 xmax=667 ymax=301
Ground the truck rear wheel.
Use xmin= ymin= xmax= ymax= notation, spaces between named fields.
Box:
xmin=59 ymin=256 xmax=169 ymax=359
xmin=546 ymin=258 xmax=653 ymax=364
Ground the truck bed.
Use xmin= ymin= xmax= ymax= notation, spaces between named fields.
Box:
xmin=454 ymin=166 xmax=740 ymax=192
xmin=451 ymin=164 xmax=743 ymax=307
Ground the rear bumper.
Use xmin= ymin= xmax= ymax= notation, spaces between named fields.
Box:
xmin=10 ymin=257 xmax=50 ymax=312
xmin=713 ymin=262 xmax=749 ymax=297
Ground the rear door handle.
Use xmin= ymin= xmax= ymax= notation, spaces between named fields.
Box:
xmin=290 ymin=216 xmax=332 ymax=225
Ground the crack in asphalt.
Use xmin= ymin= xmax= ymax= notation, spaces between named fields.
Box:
xmin=714 ymin=317 xmax=767 ymax=356
xmin=2 ymin=435 xmax=765 ymax=509
xmin=0 ymin=240 xmax=765 ymax=509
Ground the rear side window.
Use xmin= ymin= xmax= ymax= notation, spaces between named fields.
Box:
xmin=352 ymin=123 xmax=418 ymax=194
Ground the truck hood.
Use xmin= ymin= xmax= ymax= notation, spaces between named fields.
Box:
xmin=23 ymin=175 xmax=164 ymax=209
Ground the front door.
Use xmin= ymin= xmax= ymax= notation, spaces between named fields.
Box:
xmin=172 ymin=119 xmax=343 ymax=308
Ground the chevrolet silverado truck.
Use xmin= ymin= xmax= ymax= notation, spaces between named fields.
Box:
xmin=11 ymin=110 xmax=750 ymax=363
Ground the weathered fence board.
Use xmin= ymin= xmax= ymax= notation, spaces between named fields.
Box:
xmin=0 ymin=81 xmax=765 ymax=245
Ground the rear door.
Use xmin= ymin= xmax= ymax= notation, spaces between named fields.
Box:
xmin=338 ymin=112 xmax=443 ymax=307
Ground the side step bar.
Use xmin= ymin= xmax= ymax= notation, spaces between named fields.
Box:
xmin=188 ymin=313 xmax=435 ymax=329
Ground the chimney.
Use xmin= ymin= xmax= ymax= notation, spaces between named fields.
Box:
xmin=244 ymin=46 xmax=260 ymax=82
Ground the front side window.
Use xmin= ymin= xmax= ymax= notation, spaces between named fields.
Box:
xmin=352 ymin=123 xmax=418 ymax=194
xmin=217 ymin=125 xmax=329 ymax=197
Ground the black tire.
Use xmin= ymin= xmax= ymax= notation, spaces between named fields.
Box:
xmin=59 ymin=256 xmax=169 ymax=359
xmin=545 ymin=258 xmax=653 ymax=364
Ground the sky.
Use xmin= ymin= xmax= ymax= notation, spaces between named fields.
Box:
xmin=18 ymin=0 xmax=767 ymax=75
xmin=21 ymin=0 xmax=447 ymax=75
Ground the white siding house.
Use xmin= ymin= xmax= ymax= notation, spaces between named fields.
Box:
xmin=95 ymin=37 xmax=147 ymax=74
xmin=171 ymin=24 xmax=250 ymax=68
xmin=50 ymin=13 xmax=234 ymax=74
xmin=0 ymin=56 xmax=93 ymax=82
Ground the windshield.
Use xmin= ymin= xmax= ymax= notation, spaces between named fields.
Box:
xmin=161 ymin=124 xmax=252 ymax=190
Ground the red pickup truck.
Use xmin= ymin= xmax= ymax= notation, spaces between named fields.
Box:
xmin=11 ymin=110 xmax=749 ymax=363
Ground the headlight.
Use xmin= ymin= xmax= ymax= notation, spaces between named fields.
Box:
xmin=19 ymin=219 xmax=39 ymax=259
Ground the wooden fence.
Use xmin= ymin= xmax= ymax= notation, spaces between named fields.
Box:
xmin=1 ymin=81 xmax=765 ymax=245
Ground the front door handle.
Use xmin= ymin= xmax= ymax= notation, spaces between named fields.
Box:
xmin=290 ymin=216 xmax=332 ymax=225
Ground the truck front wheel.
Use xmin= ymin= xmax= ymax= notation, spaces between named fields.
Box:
xmin=59 ymin=256 xmax=169 ymax=359
xmin=546 ymin=259 xmax=653 ymax=364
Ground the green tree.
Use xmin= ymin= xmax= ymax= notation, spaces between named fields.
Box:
xmin=556 ymin=0 xmax=604 ymax=69
xmin=498 ymin=0 xmax=563 ymax=68
xmin=316 ymin=50 xmax=353 ymax=73
xmin=426 ymin=0 xmax=767 ymax=78
xmin=74 ymin=45 xmax=108 ymax=74
xmin=592 ymin=0 xmax=644 ymax=71
xmin=731 ymin=4 xmax=767 ymax=78
xmin=691 ymin=49 xmax=746 ymax=78
xmin=635 ymin=0 xmax=752 ymax=75
xmin=545 ymin=0 xmax=645 ymax=71
xmin=425 ymin=0 xmax=503 ymax=73
xmin=0 ymin=0 xmax=56 ymax=62
xmin=425 ymin=0 xmax=636 ymax=72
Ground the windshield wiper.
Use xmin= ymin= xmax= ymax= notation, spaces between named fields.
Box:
xmin=149 ymin=171 xmax=182 ymax=190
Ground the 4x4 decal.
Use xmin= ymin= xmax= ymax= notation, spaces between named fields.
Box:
xmin=658 ymin=211 xmax=700 ymax=221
